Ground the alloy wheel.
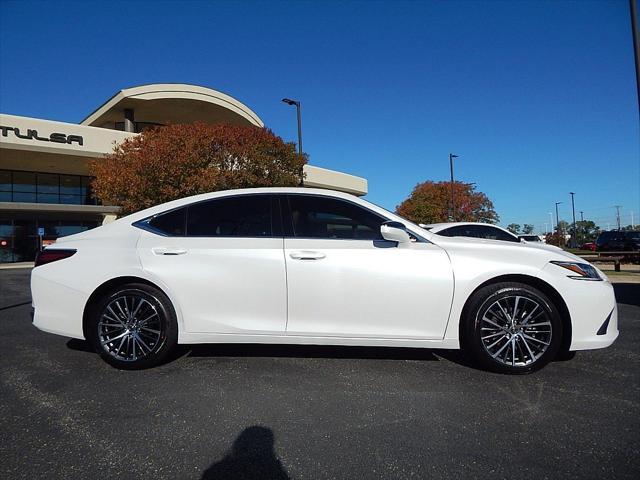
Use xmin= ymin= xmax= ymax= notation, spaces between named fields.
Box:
xmin=98 ymin=294 xmax=164 ymax=362
xmin=479 ymin=295 xmax=552 ymax=367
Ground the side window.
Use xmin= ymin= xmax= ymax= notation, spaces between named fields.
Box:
xmin=287 ymin=195 xmax=385 ymax=240
xmin=148 ymin=207 xmax=187 ymax=235
xmin=479 ymin=226 xmax=519 ymax=242
xmin=186 ymin=195 xmax=273 ymax=237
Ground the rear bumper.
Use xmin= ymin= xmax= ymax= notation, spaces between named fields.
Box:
xmin=31 ymin=269 xmax=87 ymax=340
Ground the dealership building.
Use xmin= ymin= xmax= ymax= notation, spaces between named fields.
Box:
xmin=0 ymin=83 xmax=367 ymax=263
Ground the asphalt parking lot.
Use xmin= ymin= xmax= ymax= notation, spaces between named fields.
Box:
xmin=1 ymin=269 xmax=638 ymax=479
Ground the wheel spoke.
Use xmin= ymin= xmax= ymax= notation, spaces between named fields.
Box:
xmin=482 ymin=317 xmax=506 ymax=331
xmin=512 ymin=296 xmax=521 ymax=323
xmin=102 ymin=330 xmax=128 ymax=345
xmin=522 ymin=333 xmax=550 ymax=346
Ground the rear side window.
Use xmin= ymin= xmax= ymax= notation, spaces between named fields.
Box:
xmin=287 ymin=195 xmax=384 ymax=240
xmin=186 ymin=195 xmax=272 ymax=237
xmin=148 ymin=207 xmax=186 ymax=235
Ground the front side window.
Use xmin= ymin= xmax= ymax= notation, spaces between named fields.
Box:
xmin=287 ymin=195 xmax=385 ymax=240
xmin=478 ymin=226 xmax=519 ymax=242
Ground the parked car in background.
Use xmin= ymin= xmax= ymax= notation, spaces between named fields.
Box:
xmin=519 ymin=234 xmax=545 ymax=243
xmin=31 ymin=188 xmax=618 ymax=374
xmin=580 ymin=242 xmax=597 ymax=251
xmin=595 ymin=231 xmax=640 ymax=252
xmin=420 ymin=222 xmax=520 ymax=242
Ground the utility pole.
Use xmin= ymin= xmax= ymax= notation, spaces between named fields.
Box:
xmin=614 ymin=205 xmax=622 ymax=230
xmin=631 ymin=210 xmax=635 ymax=229
xmin=579 ymin=210 xmax=584 ymax=245
xmin=630 ymin=0 xmax=640 ymax=121
xmin=449 ymin=153 xmax=458 ymax=221
xmin=569 ymin=192 xmax=577 ymax=247
xmin=555 ymin=202 xmax=563 ymax=246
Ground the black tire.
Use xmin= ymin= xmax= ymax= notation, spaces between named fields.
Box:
xmin=87 ymin=283 xmax=178 ymax=370
xmin=461 ymin=282 xmax=562 ymax=374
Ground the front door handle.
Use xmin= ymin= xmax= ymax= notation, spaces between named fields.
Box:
xmin=289 ymin=250 xmax=326 ymax=260
xmin=152 ymin=247 xmax=187 ymax=256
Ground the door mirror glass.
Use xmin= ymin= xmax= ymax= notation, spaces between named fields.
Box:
xmin=380 ymin=221 xmax=411 ymax=244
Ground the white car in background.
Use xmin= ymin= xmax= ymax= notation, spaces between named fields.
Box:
xmin=31 ymin=188 xmax=617 ymax=374
xmin=421 ymin=222 xmax=558 ymax=251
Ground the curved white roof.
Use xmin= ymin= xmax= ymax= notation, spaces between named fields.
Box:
xmin=81 ymin=83 xmax=264 ymax=128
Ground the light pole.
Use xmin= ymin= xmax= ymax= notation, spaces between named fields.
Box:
xmin=555 ymin=202 xmax=563 ymax=246
xmin=449 ymin=153 xmax=458 ymax=221
xmin=282 ymin=98 xmax=303 ymax=156
xmin=614 ymin=205 xmax=622 ymax=230
xmin=569 ymin=192 xmax=577 ymax=247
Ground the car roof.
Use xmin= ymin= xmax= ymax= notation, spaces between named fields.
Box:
xmin=424 ymin=222 xmax=509 ymax=232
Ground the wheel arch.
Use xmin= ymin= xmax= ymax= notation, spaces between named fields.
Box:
xmin=459 ymin=274 xmax=572 ymax=354
xmin=82 ymin=276 xmax=177 ymax=341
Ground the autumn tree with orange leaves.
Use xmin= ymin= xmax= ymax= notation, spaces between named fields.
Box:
xmin=89 ymin=123 xmax=307 ymax=215
xmin=396 ymin=181 xmax=498 ymax=225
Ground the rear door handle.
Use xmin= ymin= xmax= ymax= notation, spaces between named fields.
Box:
xmin=152 ymin=247 xmax=187 ymax=256
xmin=289 ymin=250 xmax=326 ymax=260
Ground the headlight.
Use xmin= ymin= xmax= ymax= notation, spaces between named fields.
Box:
xmin=550 ymin=261 xmax=602 ymax=280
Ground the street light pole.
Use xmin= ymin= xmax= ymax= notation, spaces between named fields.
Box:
xmin=569 ymin=192 xmax=577 ymax=247
xmin=282 ymin=98 xmax=303 ymax=155
xmin=449 ymin=153 xmax=458 ymax=221
xmin=555 ymin=202 xmax=563 ymax=246
xmin=282 ymin=98 xmax=303 ymax=185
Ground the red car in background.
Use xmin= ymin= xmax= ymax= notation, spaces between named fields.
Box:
xmin=580 ymin=242 xmax=596 ymax=251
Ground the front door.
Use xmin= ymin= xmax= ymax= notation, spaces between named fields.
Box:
xmin=282 ymin=194 xmax=454 ymax=339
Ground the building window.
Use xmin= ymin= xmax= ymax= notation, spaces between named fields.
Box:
xmin=0 ymin=170 xmax=99 ymax=205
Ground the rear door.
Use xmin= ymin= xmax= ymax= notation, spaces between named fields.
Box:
xmin=137 ymin=194 xmax=287 ymax=334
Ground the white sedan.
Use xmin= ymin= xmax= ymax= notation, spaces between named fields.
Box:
xmin=31 ymin=188 xmax=618 ymax=373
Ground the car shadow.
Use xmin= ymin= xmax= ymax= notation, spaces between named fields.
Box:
xmin=613 ymin=283 xmax=640 ymax=307
xmin=201 ymin=426 xmax=289 ymax=480
xmin=186 ymin=343 xmax=440 ymax=361
xmin=66 ymin=339 xmax=441 ymax=363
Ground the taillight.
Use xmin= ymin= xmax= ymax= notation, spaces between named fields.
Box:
xmin=34 ymin=249 xmax=77 ymax=267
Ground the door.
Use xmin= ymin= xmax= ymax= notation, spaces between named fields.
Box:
xmin=282 ymin=194 xmax=454 ymax=339
xmin=137 ymin=194 xmax=287 ymax=334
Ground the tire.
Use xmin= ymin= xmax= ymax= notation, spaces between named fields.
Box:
xmin=461 ymin=282 xmax=562 ymax=374
xmin=87 ymin=283 xmax=178 ymax=370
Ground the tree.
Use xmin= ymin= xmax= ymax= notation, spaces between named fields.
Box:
xmin=576 ymin=220 xmax=600 ymax=242
xmin=89 ymin=122 xmax=307 ymax=215
xmin=396 ymin=181 xmax=498 ymax=225
xmin=507 ymin=224 xmax=521 ymax=234
xmin=522 ymin=224 xmax=534 ymax=234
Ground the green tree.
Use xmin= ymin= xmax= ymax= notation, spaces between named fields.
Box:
xmin=396 ymin=181 xmax=498 ymax=225
xmin=576 ymin=220 xmax=600 ymax=242
xmin=507 ymin=224 xmax=521 ymax=234
xmin=90 ymin=122 xmax=307 ymax=215
xmin=522 ymin=224 xmax=534 ymax=234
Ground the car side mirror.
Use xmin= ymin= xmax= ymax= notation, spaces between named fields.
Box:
xmin=381 ymin=221 xmax=411 ymax=244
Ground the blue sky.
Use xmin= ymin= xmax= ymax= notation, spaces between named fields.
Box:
xmin=1 ymin=0 xmax=638 ymax=232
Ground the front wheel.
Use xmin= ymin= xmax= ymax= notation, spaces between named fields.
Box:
xmin=87 ymin=283 xmax=178 ymax=370
xmin=461 ymin=282 xmax=562 ymax=374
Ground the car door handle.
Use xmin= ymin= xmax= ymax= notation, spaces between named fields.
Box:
xmin=152 ymin=247 xmax=187 ymax=256
xmin=289 ymin=251 xmax=326 ymax=260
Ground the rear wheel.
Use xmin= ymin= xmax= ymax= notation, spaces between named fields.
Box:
xmin=87 ymin=283 xmax=178 ymax=370
xmin=461 ymin=282 xmax=562 ymax=374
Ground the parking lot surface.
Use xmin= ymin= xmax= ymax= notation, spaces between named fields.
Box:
xmin=1 ymin=269 xmax=638 ymax=479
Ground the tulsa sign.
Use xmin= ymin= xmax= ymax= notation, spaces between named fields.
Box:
xmin=0 ymin=125 xmax=83 ymax=146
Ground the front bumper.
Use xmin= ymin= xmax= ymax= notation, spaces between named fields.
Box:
xmin=541 ymin=264 xmax=619 ymax=351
